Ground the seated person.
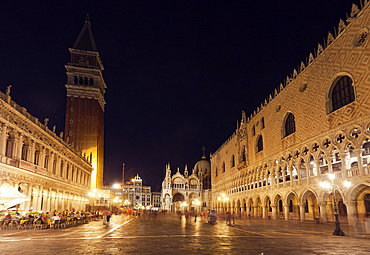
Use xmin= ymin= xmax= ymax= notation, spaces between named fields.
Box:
xmin=27 ymin=213 xmax=35 ymax=221
xmin=51 ymin=214 xmax=60 ymax=222
xmin=37 ymin=214 xmax=44 ymax=224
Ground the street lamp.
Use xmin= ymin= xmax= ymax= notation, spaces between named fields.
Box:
xmin=192 ymin=199 xmax=201 ymax=213
xmin=124 ymin=200 xmax=131 ymax=209
xmin=217 ymin=193 xmax=229 ymax=213
xmin=320 ymin=173 xmax=351 ymax=236
xmin=88 ymin=189 xmax=98 ymax=212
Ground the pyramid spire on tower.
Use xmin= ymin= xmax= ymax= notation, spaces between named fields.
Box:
xmin=73 ymin=14 xmax=97 ymax=51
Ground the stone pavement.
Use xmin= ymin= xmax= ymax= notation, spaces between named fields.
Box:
xmin=0 ymin=213 xmax=369 ymax=255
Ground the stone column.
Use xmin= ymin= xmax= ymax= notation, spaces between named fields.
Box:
xmin=354 ymin=149 xmax=364 ymax=175
xmin=299 ymin=203 xmax=305 ymax=222
xmin=16 ymin=133 xmax=23 ymax=159
xmin=284 ymin=204 xmax=289 ymax=220
xmin=40 ymin=147 xmax=46 ymax=168
xmin=269 ymin=171 xmax=274 ymax=190
xmin=346 ymin=202 xmax=357 ymax=226
xmin=315 ymin=158 xmax=321 ymax=176
xmin=0 ymin=123 xmax=7 ymax=156
xmin=32 ymin=188 xmax=37 ymax=210
xmin=62 ymin=191 xmax=66 ymax=211
xmin=262 ymin=206 xmax=266 ymax=219
xmin=288 ymin=165 xmax=293 ymax=187
xmin=37 ymin=186 xmax=43 ymax=211
xmin=282 ymin=169 xmax=286 ymax=188
xmin=297 ymin=165 xmax=301 ymax=186
xmin=46 ymin=188 xmax=51 ymax=212
xmin=25 ymin=184 xmax=32 ymax=211
xmin=305 ymin=163 xmax=310 ymax=184
xmin=253 ymin=206 xmax=258 ymax=218
xmin=30 ymin=140 xmax=35 ymax=164
xmin=245 ymin=204 xmax=250 ymax=217
xmin=327 ymin=155 xmax=333 ymax=173
xmin=56 ymin=157 xmax=61 ymax=176
xmin=9 ymin=135 xmax=18 ymax=159
xmin=55 ymin=190 xmax=59 ymax=212
xmin=77 ymin=169 xmax=81 ymax=184
xmin=50 ymin=152 xmax=54 ymax=174
xmin=271 ymin=205 xmax=277 ymax=219
xmin=339 ymin=152 xmax=347 ymax=179
xmin=319 ymin=202 xmax=327 ymax=223
xmin=241 ymin=203 xmax=245 ymax=215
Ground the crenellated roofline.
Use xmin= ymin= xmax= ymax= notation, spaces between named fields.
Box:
xmin=244 ymin=1 xmax=367 ymax=123
xmin=212 ymin=1 xmax=369 ymax=157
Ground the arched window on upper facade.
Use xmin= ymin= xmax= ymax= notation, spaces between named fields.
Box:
xmin=283 ymin=113 xmax=296 ymax=138
xmin=252 ymin=125 xmax=256 ymax=136
xmin=231 ymin=155 xmax=235 ymax=167
xmin=261 ymin=117 xmax=265 ymax=130
xmin=256 ymin=135 xmax=263 ymax=152
xmin=222 ymin=162 xmax=226 ymax=172
xmin=330 ymin=76 xmax=355 ymax=112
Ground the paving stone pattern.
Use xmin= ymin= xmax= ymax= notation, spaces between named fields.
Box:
xmin=0 ymin=214 xmax=369 ymax=255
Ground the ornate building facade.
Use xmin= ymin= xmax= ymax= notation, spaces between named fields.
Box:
xmin=0 ymin=17 xmax=107 ymax=212
xmin=162 ymin=153 xmax=212 ymax=212
xmin=64 ymin=16 xmax=106 ymax=189
xmin=211 ymin=2 xmax=370 ymax=226
xmin=0 ymin=89 xmax=93 ymax=212
xmin=122 ymin=175 xmax=152 ymax=209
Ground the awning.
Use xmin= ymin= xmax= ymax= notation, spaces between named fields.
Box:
xmin=0 ymin=183 xmax=30 ymax=210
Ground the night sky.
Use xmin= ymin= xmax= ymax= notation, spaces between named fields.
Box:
xmin=0 ymin=1 xmax=353 ymax=190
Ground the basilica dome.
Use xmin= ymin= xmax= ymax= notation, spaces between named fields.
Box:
xmin=193 ymin=156 xmax=211 ymax=176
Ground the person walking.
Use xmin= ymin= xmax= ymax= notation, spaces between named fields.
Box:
xmin=226 ymin=211 xmax=231 ymax=225
xmin=106 ymin=211 xmax=111 ymax=226
xmin=232 ymin=212 xmax=235 ymax=225
xmin=102 ymin=209 xmax=108 ymax=225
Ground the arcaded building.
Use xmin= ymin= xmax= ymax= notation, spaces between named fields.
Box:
xmin=0 ymin=17 xmax=106 ymax=212
xmin=211 ymin=3 xmax=370 ymax=226
xmin=0 ymin=88 xmax=93 ymax=212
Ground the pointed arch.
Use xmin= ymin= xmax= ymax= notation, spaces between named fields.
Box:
xmin=283 ymin=112 xmax=296 ymax=138
xmin=256 ymin=135 xmax=263 ymax=153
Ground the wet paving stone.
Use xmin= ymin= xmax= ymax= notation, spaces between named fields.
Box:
xmin=0 ymin=214 xmax=369 ymax=254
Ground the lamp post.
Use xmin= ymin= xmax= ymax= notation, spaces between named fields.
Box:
xmin=320 ymin=173 xmax=351 ymax=236
xmin=88 ymin=189 xmax=97 ymax=212
xmin=192 ymin=199 xmax=201 ymax=213
xmin=123 ymin=200 xmax=130 ymax=209
xmin=182 ymin=202 xmax=187 ymax=213
xmin=217 ymin=193 xmax=229 ymax=213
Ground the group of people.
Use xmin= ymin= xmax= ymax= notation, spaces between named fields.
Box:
xmin=1 ymin=209 xmax=94 ymax=228
xmin=225 ymin=211 xmax=236 ymax=225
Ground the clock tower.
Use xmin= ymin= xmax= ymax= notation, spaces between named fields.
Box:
xmin=64 ymin=15 xmax=106 ymax=189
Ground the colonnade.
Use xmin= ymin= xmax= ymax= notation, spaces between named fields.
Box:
xmin=2 ymin=180 xmax=88 ymax=212
xmin=0 ymin=121 xmax=91 ymax=189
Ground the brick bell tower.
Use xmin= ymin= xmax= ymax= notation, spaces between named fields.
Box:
xmin=64 ymin=15 xmax=106 ymax=189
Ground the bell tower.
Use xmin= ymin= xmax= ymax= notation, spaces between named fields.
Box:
xmin=64 ymin=15 xmax=106 ymax=189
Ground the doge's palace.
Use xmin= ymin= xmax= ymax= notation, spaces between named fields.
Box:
xmin=211 ymin=2 xmax=370 ymax=226
xmin=0 ymin=88 xmax=93 ymax=212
